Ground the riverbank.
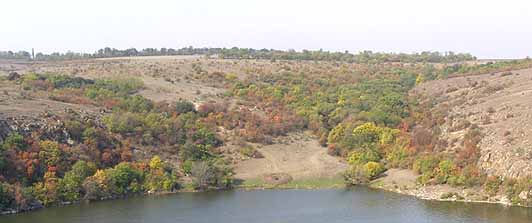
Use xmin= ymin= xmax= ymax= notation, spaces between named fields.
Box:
xmin=368 ymin=168 xmax=532 ymax=208
xmin=3 ymin=172 xmax=530 ymax=216
xmin=235 ymin=176 xmax=345 ymax=190
xmin=233 ymin=169 xmax=531 ymax=208
xmin=5 ymin=188 xmax=531 ymax=223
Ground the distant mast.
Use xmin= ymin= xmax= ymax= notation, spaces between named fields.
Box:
xmin=31 ymin=48 xmax=35 ymax=60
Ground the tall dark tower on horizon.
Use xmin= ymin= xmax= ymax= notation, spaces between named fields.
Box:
xmin=31 ymin=48 xmax=35 ymax=60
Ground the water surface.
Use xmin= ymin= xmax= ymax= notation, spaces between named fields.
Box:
xmin=1 ymin=187 xmax=530 ymax=223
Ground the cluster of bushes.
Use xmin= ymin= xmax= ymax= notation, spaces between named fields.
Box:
xmin=0 ymin=156 xmax=179 ymax=211
xmin=442 ymin=59 xmax=532 ymax=79
xmin=228 ymin=67 xmax=415 ymax=145
xmin=1 ymin=74 xmax=237 ymax=212
xmin=338 ymin=123 xmax=410 ymax=184
xmin=19 ymin=73 xmax=145 ymax=108
xmin=0 ymin=125 xmax=232 ymax=212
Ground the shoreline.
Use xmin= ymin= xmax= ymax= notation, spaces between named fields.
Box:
xmin=368 ymin=181 xmax=532 ymax=208
xmin=2 ymin=177 xmax=530 ymax=216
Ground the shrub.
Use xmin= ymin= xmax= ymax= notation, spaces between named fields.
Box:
xmin=179 ymin=142 xmax=212 ymax=161
xmin=482 ymin=84 xmax=504 ymax=94
xmin=364 ymin=162 xmax=385 ymax=179
xmin=440 ymin=192 xmax=464 ymax=200
xmin=384 ymin=140 xmax=411 ymax=168
xmin=351 ymin=123 xmax=382 ymax=148
xmin=1 ymin=133 xmax=26 ymax=151
xmin=435 ymin=159 xmax=457 ymax=184
xmin=484 ymin=176 xmax=502 ymax=196
xmin=38 ymin=140 xmax=63 ymax=168
xmin=106 ymin=162 xmax=143 ymax=196
xmin=118 ymin=95 xmax=154 ymax=113
xmin=47 ymin=75 xmax=94 ymax=89
xmin=0 ymin=183 xmax=15 ymax=211
xmin=346 ymin=149 xmax=381 ymax=165
xmin=175 ymin=100 xmax=195 ymax=114
xmin=238 ymin=145 xmax=263 ymax=158
xmin=344 ymin=165 xmax=370 ymax=185
xmin=58 ymin=161 xmax=96 ymax=202
xmin=82 ymin=170 xmax=110 ymax=200
xmin=33 ymin=171 xmax=60 ymax=206
xmin=65 ymin=120 xmax=84 ymax=141
xmin=144 ymin=156 xmax=178 ymax=192
xmin=413 ymin=155 xmax=440 ymax=175
xmin=190 ymin=161 xmax=215 ymax=190
xmin=416 ymin=173 xmax=433 ymax=185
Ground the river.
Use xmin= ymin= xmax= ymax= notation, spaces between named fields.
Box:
xmin=1 ymin=187 xmax=530 ymax=223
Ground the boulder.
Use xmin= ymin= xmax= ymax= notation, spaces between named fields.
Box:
xmin=7 ymin=72 xmax=21 ymax=81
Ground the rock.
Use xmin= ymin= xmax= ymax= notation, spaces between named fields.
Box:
xmin=7 ymin=72 xmax=21 ymax=81
xmin=500 ymin=196 xmax=512 ymax=206
xmin=263 ymin=173 xmax=292 ymax=185
xmin=518 ymin=190 xmax=529 ymax=200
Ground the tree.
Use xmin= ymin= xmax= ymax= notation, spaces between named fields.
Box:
xmin=190 ymin=161 xmax=215 ymax=190
xmin=38 ymin=140 xmax=63 ymax=168
xmin=2 ymin=133 xmax=26 ymax=151
xmin=144 ymin=156 xmax=177 ymax=192
xmin=58 ymin=161 xmax=96 ymax=202
xmin=82 ymin=170 xmax=110 ymax=200
xmin=106 ymin=162 xmax=143 ymax=196
xmin=0 ymin=183 xmax=14 ymax=210
xmin=33 ymin=170 xmax=59 ymax=206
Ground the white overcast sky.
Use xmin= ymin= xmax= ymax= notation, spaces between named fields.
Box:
xmin=1 ymin=0 xmax=531 ymax=58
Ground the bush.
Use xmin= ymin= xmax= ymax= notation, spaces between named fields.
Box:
xmin=0 ymin=183 xmax=15 ymax=211
xmin=190 ymin=161 xmax=216 ymax=190
xmin=2 ymin=133 xmax=26 ymax=151
xmin=344 ymin=165 xmax=370 ymax=185
xmin=346 ymin=149 xmax=381 ymax=165
xmin=384 ymin=141 xmax=411 ymax=168
xmin=118 ymin=95 xmax=154 ymax=113
xmin=238 ymin=145 xmax=263 ymax=158
xmin=58 ymin=161 xmax=96 ymax=202
xmin=484 ymin=176 xmax=502 ymax=196
xmin=416 ymin=173 xmax=433 ymax=185
xmin=440 ymin=192 xmax=464 ymax=200
xmin=413 ymin=155 xmax=440 ymax=175
xmin=190 ymin=160 xmax=233 ymax=190
xmin=144 ymin=156 xmax=178 ymax=192
xmin=65 ymin=120 xmax=84 ymax=141
xmin=106 ymin=162 xmax=143 ymax=196
xmin=364 ymin=162 xmax=385 ymax=179
xmin=82 ymin=170 xmax=110 ymax=200
xmin=47 ymin=75 xmax=94 ymax=89
xmin=175 ymin=100 xmax=195 ymax=114
xmin=434 ymin=159 xmax=457 ymax=184
xmin=344 ymin=162 xmax=385 ymax=185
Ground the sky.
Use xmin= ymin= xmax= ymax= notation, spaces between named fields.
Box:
xmin=1 ymin=0 xmax=531 ymax=59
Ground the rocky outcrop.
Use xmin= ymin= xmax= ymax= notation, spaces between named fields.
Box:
xmin=0 ymin=110 xmax=99 ymax=145
xmin=412 ymin=68 xmax=532 ymax=179
xmin=0 ymin=119 xmax=12 ymax=142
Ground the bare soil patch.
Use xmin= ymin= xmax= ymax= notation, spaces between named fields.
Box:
xmin=233 ymin=132 xmax=348 ymax=181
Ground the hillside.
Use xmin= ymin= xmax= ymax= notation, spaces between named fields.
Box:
xmin=1 ymin=55 xmax=532 ymax=214
xmin=413 ymin=68 xmax=532 ymax=179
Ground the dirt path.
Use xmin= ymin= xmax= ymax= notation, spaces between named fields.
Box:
xmin=233 ymin=132 xmax=348 ymax=181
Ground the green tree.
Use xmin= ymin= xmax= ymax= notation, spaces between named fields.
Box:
xmin=58 ymin=161 xmax=96 ymax=202
xmin=106 ymin=162 xmax=143 ymax=196
xmin=39 ymin=140 xmax=63 ymax=168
